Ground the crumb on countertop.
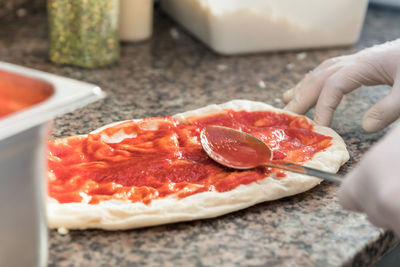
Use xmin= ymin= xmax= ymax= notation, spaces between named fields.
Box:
xmin=258 ymin=80 xmax=266 ymax=88
xmin=296 ymin=52 xmax=307 ymax=60
xmin=57 ymin=227 xmax=69 ymax=235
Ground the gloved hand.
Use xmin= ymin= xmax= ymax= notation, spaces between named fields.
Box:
xmin=282 ymin=40 xmax=400 ymax=234
xmin=338 ymin=125 xmax=400 ymax=235
xmin=283 ymin=39 xmax=400 ymax=133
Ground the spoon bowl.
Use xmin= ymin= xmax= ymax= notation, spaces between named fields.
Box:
xmin=200 ymin=125 xmax=343 ymax=183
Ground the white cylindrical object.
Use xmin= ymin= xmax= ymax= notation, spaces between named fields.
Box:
xmin=119 ymin=0 xmax=154 ymax=42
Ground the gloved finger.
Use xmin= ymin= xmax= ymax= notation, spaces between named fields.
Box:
xmin=390 ymin=209 xmax=400 ymax=236
xmin=282 ymin=88 xmax=294 ymax=103
xmin=284 ymin=65 xmax=341 ymax=114
xmin=362 ymin=81 xmax=400 ymax=133
xmin=366 ymin=214 xmax=390 ymax=230
xmin=371 ymin=183 xmax=400 ymax=233
xmin=338 ymin=169 xmax=390 ymax=230
xmin=314 ymin=66 xmax=364 ymax=126
xmin=338 ymin=188 xmax=363 ymax=213
xmin=338 ymin=177 xmax=363 ymax=213
xmin=340 ymin=165 xmax=393 ymax=230
xmin=283 ymin=57 xmax=344 ymax=107
xmin=282 ymin=56 xmax=349 ymax=103
xmin=363 ymin=195 xmax=394 ymax=230
xmin=363 ymin=189 xmax=394 ymax=230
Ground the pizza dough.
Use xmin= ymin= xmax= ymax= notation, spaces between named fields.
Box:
xmin=47 ymin=100 xmax=349 ymax=230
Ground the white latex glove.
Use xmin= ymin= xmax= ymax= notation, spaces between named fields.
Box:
xmin=282 ymin=40 xmax=400 ymax=233
xmin=283 ymin=39 xmax=400 ymax=133
xmin=338 ymin=125 xmax=400 ymax=235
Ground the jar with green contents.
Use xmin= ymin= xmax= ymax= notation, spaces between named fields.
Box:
xmin=47 ymin=0 xmax=119 ymax=68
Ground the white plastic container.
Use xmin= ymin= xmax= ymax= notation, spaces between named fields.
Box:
xmin=162 ymin=0 xmax=368 ymax=54
xmin=0 ymin=62 xmax=105 ymax=267
xmin=119 ymin=0 xmax=154 ymax=42
xmin=370 ymin=0 xmax=400 ymax=7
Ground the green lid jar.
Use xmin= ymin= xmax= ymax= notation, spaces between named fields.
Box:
xmin=47 ymin=0 xmax=119 ymax=68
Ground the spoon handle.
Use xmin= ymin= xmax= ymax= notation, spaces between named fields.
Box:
xmin=265 ymin=161 xmax=343 ymax=184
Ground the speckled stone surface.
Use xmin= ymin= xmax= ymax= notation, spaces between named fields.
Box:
xmin=1 ymin=5 xmax=400 ymax=267
xmin=0 ymin=0 xmax=44 ymax=22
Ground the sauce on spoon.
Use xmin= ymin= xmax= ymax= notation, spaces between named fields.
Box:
xmin=200 ymin=125 xmax=343 ymax=183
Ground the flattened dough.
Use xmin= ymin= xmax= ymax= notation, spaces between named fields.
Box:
xmin=47 ymin=100 xmax=349 ymax=230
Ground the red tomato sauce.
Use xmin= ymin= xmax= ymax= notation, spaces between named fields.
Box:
xmin=47 ymin=110 xmax=332 ymax=204
xmin=0 ymin=70 xmax=53 ymax=118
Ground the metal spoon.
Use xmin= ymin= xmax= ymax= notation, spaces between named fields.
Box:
xmin=200 ymin=125 xmax=342 ymax=183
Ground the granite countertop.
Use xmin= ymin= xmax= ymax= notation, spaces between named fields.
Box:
xmin=1 ymin=5 xmax=400 ymax=267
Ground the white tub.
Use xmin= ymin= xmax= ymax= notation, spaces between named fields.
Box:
xmin=0 ymin=62 xmax=105 ymax=267
xmin=162 ymin=0 xmax=368 ymax=54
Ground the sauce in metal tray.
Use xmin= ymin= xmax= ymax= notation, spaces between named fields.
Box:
xmin=0 ymin=70 xmax=53 ymax=118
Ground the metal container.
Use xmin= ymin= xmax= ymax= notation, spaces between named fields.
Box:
xmin=0 ymin=62 xmax=105 ymax=267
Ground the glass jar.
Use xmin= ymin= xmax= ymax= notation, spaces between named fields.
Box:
xmin=47 ymin=0 xmax=120 ymax=68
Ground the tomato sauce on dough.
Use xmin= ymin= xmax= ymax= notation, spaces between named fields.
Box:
xmin=47 ymin=110 xmax=332 ymax=204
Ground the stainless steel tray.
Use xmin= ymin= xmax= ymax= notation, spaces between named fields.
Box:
xmin=0 ymin=62 xmax=105 ymax=267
